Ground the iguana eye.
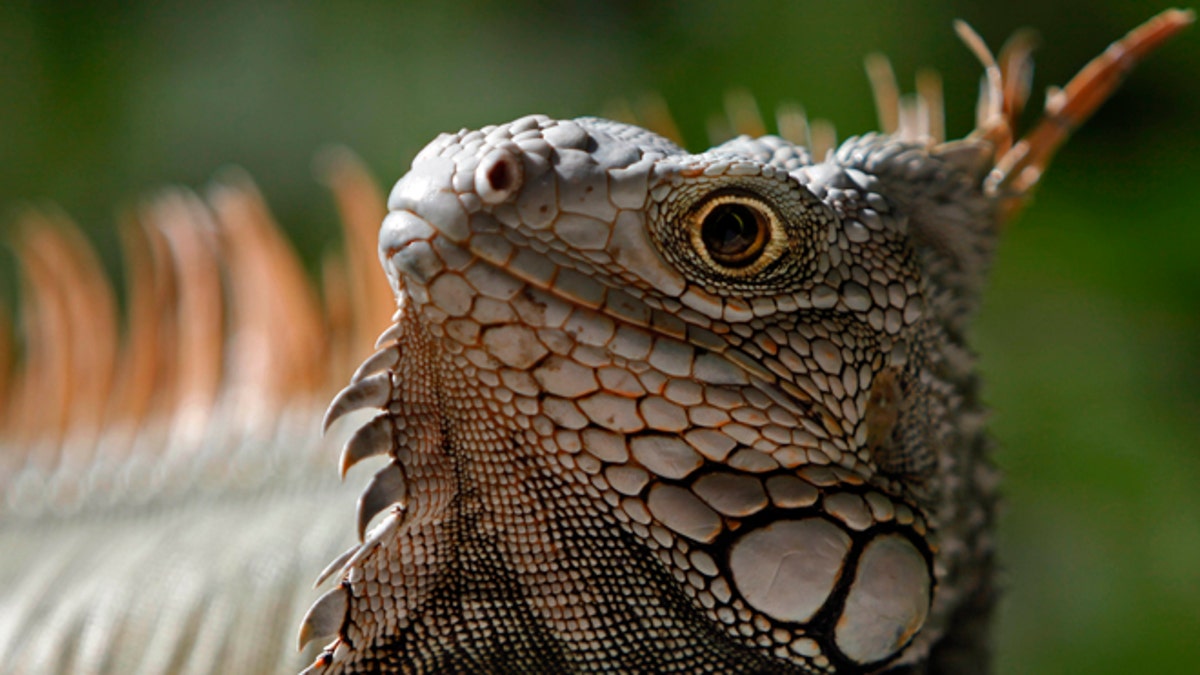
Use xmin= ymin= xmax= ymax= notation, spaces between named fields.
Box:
xmin=649 ymin=177 xmax=829 ymax=294
xmin=690 ymin=192 xmax=784 ymax=274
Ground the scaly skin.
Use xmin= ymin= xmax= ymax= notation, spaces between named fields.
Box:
xmin=312 ymin=112 xmax=993 ymax=667
xmin=0 ymin=11 xmax=1186 ymax=675
xmin=303 ymin=12 xmax=1193 ymax=673
xmin=313 ymin=113 xmax=995 ymax=674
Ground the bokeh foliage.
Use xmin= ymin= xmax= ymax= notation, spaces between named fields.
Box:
xmin=2 ymin=1 xmax=1197 ymax=672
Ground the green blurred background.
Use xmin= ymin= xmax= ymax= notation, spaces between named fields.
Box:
xmin=2 ymin=1 xmax=1197 ymax=672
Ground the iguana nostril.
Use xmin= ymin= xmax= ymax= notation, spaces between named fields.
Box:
xmin=475 ymin=147 xmax=523 ymax=204
xmin=487 ymin=159 xmax=511 ymax=191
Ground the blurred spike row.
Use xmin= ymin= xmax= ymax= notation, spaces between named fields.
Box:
xmin=620 ymin=9 xmax=1194 ymax=216
xmin=0 ymin=149 xmax=393 ymax=496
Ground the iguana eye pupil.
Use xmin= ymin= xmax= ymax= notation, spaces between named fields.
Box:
xmin=699 ymin=202 xmax=770 ymax=267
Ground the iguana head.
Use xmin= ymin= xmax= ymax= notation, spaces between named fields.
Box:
xmin=305 ymin=10 xmax=1192 ymax=674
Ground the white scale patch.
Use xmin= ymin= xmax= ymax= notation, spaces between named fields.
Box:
xmin=728 ymin=518 xmax=851 ymax=623
xmin=835 ymin=533 xmax=931 ymax=663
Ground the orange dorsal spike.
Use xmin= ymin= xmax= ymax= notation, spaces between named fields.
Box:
xmin=990 ymin=8 xmax=1195 ymax=195
xmin=316 ymin=148 xmax=395 ymax=362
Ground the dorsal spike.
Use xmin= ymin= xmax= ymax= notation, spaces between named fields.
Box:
xmin=865 ymin=53 xmax=901 ymax=135
xmin=152 ymin=191 xmax=226 ymax=446
xmin=916 ymin=68 xmax=945 ymax=144
xmin=210 ymin=173 xmax=329 ymax=410
xmin=724 ymin=89 xmax=767 ymax=138
xmin=41 ymin=213 xmax=118 ymax=441
xmin=322 ymin=250 xmax=357 ymax=381
xmin=809 ymin=119 xmax=838 ymax=161
xmin=988 ymin=8 xmax=1195 ymax=198
xmin=955 ymin=20 xmax=1007 ymax=147
xmin=774 ymin=102 xmax=810 ymax=147
xmin=996 ymin=28 xmax=1039 ymax=130
xmin=11 ymin=213 xmax=76 ymax=447
xmin=0 ymin=296 xmax=10 ymax=436
xmin=633 ymin=93 xmax=685 ymax=146
xmin=109 ymin=213 xmax=171 ymax=437
xmin=315 ymin=147 xmax=394 ymax=361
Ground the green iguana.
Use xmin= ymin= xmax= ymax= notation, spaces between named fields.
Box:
xmin=0 ymin=9 xmax=1190 ymax=674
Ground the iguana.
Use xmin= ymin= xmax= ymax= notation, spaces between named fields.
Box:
xmin=0 ymin=10 xmax=1190 ymax=675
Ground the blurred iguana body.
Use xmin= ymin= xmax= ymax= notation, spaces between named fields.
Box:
xmin=0 ymin=11 xmax=1189 ymax=675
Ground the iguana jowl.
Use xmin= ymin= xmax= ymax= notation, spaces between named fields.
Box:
xmin=301 ymin=10 xmax=1193 ymax=674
